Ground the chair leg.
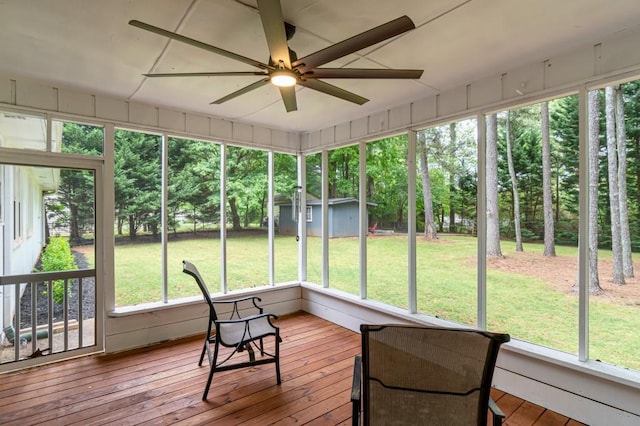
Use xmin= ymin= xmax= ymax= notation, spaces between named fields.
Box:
xmin=199 ymin=325 xmax=213 ymax=366
xmin=202 ymin=341 xmax=220 ymax=400
xmin=275 ymin=333 xmax=282 ymax=384
xmin=198 ymin=341 xmax=207 ymax=366
xmin=246 ymin=343 xmax=256 ymax=362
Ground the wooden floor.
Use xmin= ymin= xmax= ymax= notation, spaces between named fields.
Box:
xmin=0 ymin=312 xmax=584 ymax=425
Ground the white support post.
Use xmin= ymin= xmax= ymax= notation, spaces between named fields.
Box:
xmin=160 ymin=133 xmax=168 ymax=303
xmin=477 ymin=113 xmax=487 ymax=330
xmin=578 ymin=86 xmax=589 ymax=361
xmin=268 ymin=151 xmax=275 ymax=286
xmin=103 ymin=123 xmax=115 ymax=314
xmin=298 ymin=153 xmax=307 ymax=283
xmin=359 ymin=141 xmax=367 ymax=299
xmin=220 ymin=144 xmax=227 ymax=294
xmin=408 ymin=130 xmax=417 ymax=313
xmin=321 ymin=150 xmax=329 ymax=288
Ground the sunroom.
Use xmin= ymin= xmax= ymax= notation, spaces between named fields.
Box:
xmin=1 ymin=1 xmax=640 ymax=424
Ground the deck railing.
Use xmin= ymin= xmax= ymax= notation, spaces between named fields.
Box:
xmin=0 ymin=269 xmax=96 ymax=364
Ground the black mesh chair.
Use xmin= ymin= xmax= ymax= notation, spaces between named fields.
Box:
xmin=182 ymin=260 xmax=281 ymax=400
xmin=351 ymin=324 xmax=510 ymax=425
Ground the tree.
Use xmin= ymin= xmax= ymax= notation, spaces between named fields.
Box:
xmin=367 ymin=136 xmax=409 ymax=230
xmin=614 ymin=85 xmax=634 ymax=278
xmin=226 ymin=146 xmax=267 ymax=231
xmin=486 ymin=113 xmax=503 ymax=257
xmin=114 ymin=130 xmax=161 ymax=240
xmin=505 ymin=111 xmax=523 ymax=251
xmin=588 ymin=90 xmax=604 ymax=294
xmin=541 ymin=101 xmax=556 ymax=256
xmin=605 ymin=86 xmax=625 ymax=285
xmin=418 ymin=131 xmax=438 ymax=239
xmin=167 ymin=138 xmax=220 ymax=234
xmin=57 ymin=123 xmax=102 ymax=243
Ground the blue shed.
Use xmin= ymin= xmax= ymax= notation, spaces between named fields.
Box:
xmin=278 ymin=197 xmax=376 ymax=238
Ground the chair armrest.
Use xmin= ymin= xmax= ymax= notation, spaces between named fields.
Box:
xmin=351 ymin=355 xmax=362 ymax=426
xmin=212 ymin=296 xmax=264 ymax=319
xmin=488 ymin=397 xmax=505 ymax=426
xmin=212 ymin=295 xmax=262 ymax=305
xmin=215 ymin=312 xmax=278 ymax=325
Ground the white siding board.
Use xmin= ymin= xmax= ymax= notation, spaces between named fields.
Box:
xmin=95 ymin=95 xmax=129 ymax=122
xmin=211 ymin=117 xmax=233 ymax=140
xmin=232 ymin=122 xmax=252 ymax=142
xmin=285 ymin=131 xmax=300 ymax=151
xmin=320 ymin=127 xmax=334 ymax=145
xmin=17 ymin=80 xmax=57 ymax=110
xmin=411 ymin=96 xmax=437 ymax=124
xmin=159 ymin=108 xmax=185 ymax=132
xmin=389 ymin=104 xmax=411 ymax=130
xmin=368 ymin=110 xmax=388 ymax=134
xmin=129 ymin=102 xmax=159 ymax=127
xmin=58 ymin=89 xmax=95 ymax=116
xmin=1 ymin=76 xmax=298 ymax=147
xmin=600 ymin=28 xmax=640 ymax=75
xmin=468 ymin=75 xmax=501 ymax=108
xmin=106 ymin=286 xmax=301 ymax=353
xmin=350 ymin=117 xmax=367 ymax=139
xmin=544 ymin=46 xmax=594 ymax=89
xmin=0 ymin=77 xmax=14 ymax=104
xmin=253 ymin=125 xmax=272 ymax=146
xmin=494 ymin=368 xmax=639 ymax=426
xmin=501 ymin=62 xmax=545 ymax=100
xmin=271 ymin=128 xmax=297 ymax=151
xmin=335 ymin=122 xmax=350 ymax=142
xmin=185 ymin=113 xmax=210 ymax=137
xmin=438 ymin=86 xmax=467 ymax=117
xmin=304 ymin=131 xmax=321 ymax=151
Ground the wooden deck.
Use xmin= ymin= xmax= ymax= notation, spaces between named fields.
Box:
xmin=0 ymin=312 xmax=584 ymax=425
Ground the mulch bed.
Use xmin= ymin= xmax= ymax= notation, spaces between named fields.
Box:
xmin=19 ymin=248 xmax=95 ymax=329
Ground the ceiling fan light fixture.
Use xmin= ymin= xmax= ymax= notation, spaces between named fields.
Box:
xmin=270 ymin=69 xmax=297 ymax=87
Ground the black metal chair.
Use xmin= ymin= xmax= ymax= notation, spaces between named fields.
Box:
xmin=182 ymin=260 xmax=281 ymax=400
xmin=351 ymin=324 xmax=510 ymax=425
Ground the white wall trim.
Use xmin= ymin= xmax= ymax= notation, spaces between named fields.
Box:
xmin=0 ymin=73 xmax=301 ymax=153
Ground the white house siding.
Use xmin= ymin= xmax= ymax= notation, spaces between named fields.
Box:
xmin=0 ymin=165 xmax=47 ymax=329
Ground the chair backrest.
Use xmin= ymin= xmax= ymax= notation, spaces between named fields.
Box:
xmin=182 ymin=260 xmax=218 ymax=321
xmin=360 ymin=324 xmax=510 ymax=426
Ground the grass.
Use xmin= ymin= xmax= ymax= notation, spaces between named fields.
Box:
xmin=102 ymin=232 xmax=640 ymax=371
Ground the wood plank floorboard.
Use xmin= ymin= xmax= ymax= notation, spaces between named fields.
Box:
xmin=0 ymin=312 xmax=584 ymax=425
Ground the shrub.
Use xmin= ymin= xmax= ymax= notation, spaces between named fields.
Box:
xmin=38 ymin=237 xmax=77 ymax=304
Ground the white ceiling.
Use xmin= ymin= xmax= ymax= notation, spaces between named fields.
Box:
xmin=1 ymin=0 xmax=639 ymax=133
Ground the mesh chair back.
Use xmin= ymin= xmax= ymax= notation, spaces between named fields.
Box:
xmin=182 ymin=260 xmax=218 ymax=321
xmin=361 ymin=324 xmax=509 ymax=426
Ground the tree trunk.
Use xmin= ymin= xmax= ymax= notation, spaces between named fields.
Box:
xmin=419 ymin=134 xmax=438 ymax=239
xmin=614 ymin=85 xmax=634 ymax=278
xmin=541 ymin=101 xmax=556 ymax=257
xmin=486 ymin=114 xmax=503 ymax=258
xmin=128 ymin=214 xmax=137 ymax=240
xmin=192 ymin=207 xmax=197 ymax=234
xmin=69 ymin=204 xmax=81 ymax=244
xmin=605 ymin=86 xmax=625 ymax=285
xmin=505 ymin=111 xmax=523 ymax=252
xmin=228 ymin=197 xmax=242 ymax=231
xmin=449 ymin=123 xmax=457 ymax=233
xmin=588 ymin=90 xmax=603 ymax=294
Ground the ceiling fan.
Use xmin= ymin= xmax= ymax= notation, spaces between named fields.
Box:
xmin=129 ymin=0 xmax=423 ymax=112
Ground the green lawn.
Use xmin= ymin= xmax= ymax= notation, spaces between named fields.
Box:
xmin=106 ymin=233 xmax=639 ymax=372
